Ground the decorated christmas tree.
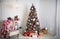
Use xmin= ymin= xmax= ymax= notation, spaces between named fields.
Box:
xmin=26 ymin=4 xmax=40 ymax=35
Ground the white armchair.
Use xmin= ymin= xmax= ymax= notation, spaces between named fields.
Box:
xmin=1 ymin=17 xmax=21 ymax=39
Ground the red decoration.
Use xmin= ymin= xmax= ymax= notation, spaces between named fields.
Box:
xmin=23 ymin=32 xmax=29 ymax=36
xmin=42 ymin=28 xmax=45 ymax=30
xmin=23 ymin=30 xmax=33 ymax=36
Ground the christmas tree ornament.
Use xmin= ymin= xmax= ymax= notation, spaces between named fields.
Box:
xmin=31 ymin=19 xmax=33 ymax=21
xmin=28 ymin=20 xmax=30 ymax=22
xmin=34 ymin=25 xmax=36 ymax=27
xmin=29 ymin=23 xmax=32 ymax=25
xmin=32 ymin=18 xmax=35 ymax=21
xmin=36 ymin=22 xmax=39 ymax=25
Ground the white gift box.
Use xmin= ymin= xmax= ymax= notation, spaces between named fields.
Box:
xmin=32 ymin=35 xmax=38 ymax=39
xmin=32 ymin=35 xmax=37 ymax=38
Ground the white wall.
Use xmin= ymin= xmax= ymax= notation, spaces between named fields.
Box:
xmin=39 ymin=0 xmax=56 ymax=35
xmin=0 ymin=0 xmax=56 ymax=35
xmin=0 ymin=5 xmax=1 ymax=21
xmin=56 ymin=0 xmax=60 ymax=39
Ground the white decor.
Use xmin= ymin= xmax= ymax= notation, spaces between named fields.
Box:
xmin=28 ymin=20 xmax=30 ymax=22
xmin=8 ymin=30 xmax=20 ymax=36
xmin=33 ymin=18 xmax=35 ymax=21
xmin=36 ymin=22 xmax=39 ymax=25
xmin=30 ymin=23 xmax=32 ymax=25
xmin=32 ymin=34 xmax=37 ymax=39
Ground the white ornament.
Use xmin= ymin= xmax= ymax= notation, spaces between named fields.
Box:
xmin=35 ymin=31 xmax=38 ymax=34
xmin=30 ymin=23 xmax=32 ymax=25
xmin=33 ymin=18 xmax=35 ymax=21
xmin=32 ymin=8 xmax=33 ymax=9
xmin=28 ymin=20 xmax=30 ymax=22
xmin=45 ymin=27 xmax=48 ymax=30
xmin=36 ymin=22 xmax=39 ymax=25
xmin=33 ymin=28 xmax=35 ymax=30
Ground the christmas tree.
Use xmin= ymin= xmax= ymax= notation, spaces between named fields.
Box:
xmin=26 ymin=4 xmax=40 ymax=34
